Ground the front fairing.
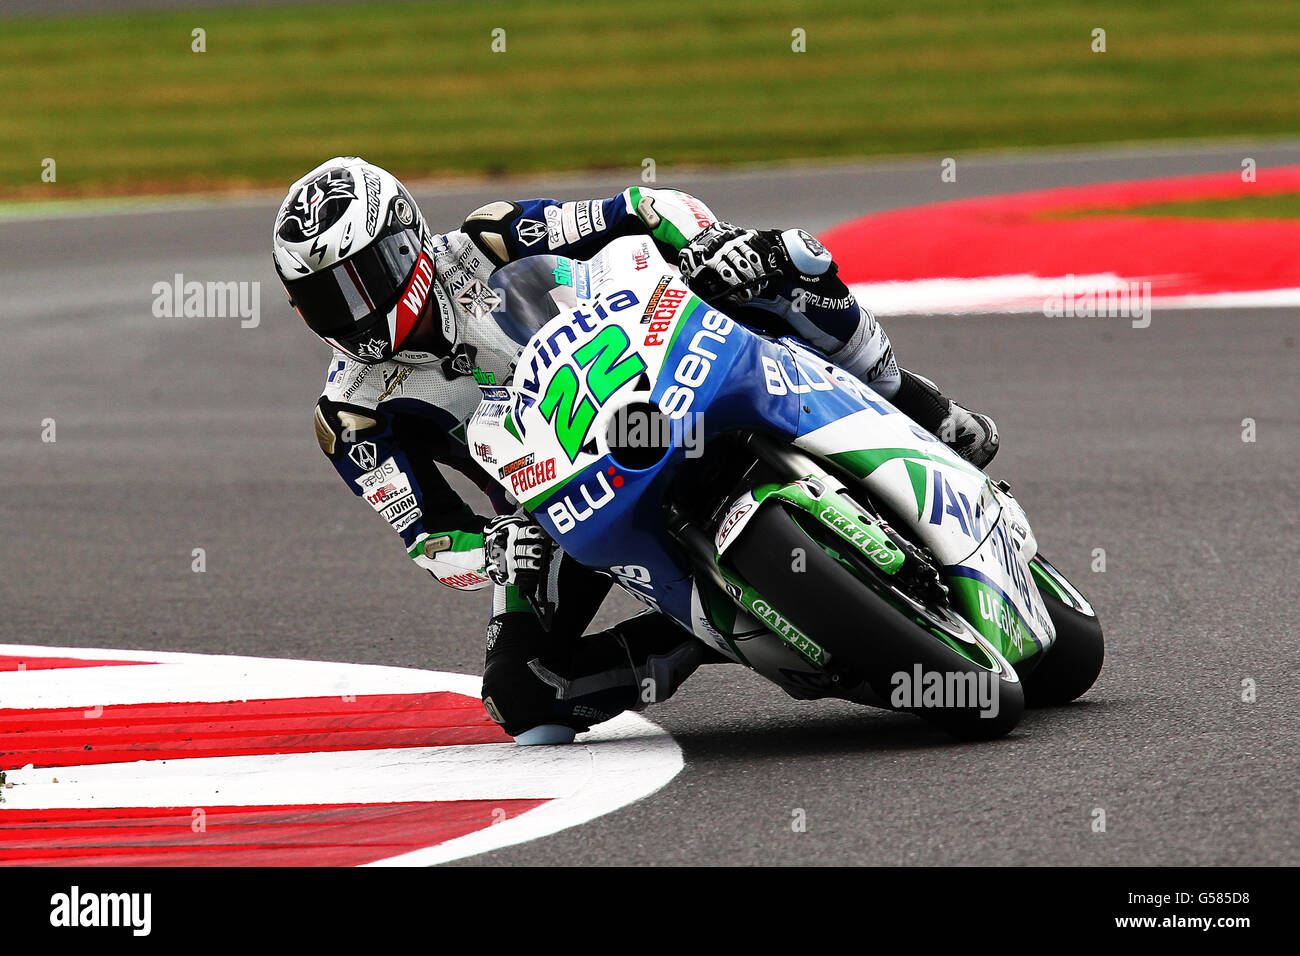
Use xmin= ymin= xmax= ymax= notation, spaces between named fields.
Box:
xmin=466 ymin=239 xmax=803 ymax=624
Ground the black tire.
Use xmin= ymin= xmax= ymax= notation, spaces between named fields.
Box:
xmin=1022 ymin=589 xmax=1104 ymax=707
xmin=728 ymin=504 xmax=1023 ymax=740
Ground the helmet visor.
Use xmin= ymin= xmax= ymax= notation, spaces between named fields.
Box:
xmin=283 ymin=226 xmax=423 ymax=341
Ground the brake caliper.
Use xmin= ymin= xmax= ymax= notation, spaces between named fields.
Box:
xmin=875 ymin=519 xmax=950 ymax=607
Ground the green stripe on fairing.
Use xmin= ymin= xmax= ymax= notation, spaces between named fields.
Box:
xmin=944 ymin=575 xmax=1030 ymax=665
xmin=662 ymin=294 xmax=705 ymax=357
xmin=830 ymin=446 xmax=985 ymax=482
xmin=504 ymin=411 xmax=521 ymax=442
xmin=521 ymin=467 xmax=582 ymax=514
xmin=904 ymin=459 xmax=929 ymax=519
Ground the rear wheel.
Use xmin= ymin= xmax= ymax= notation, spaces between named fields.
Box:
xmin=727 ymin=503 xmax=1023 ymax=740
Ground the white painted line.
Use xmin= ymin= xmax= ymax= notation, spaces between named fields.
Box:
xmin=0 ymin=643 xmax=461 ymax=708
xmin=0 ymin=644 xmax=684 ymax=866
xmin=366 ymin=714 xmax=682 ymax=867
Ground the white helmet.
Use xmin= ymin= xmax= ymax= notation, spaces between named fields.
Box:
xmin=272 ymin=156 xmax=439 ymax=363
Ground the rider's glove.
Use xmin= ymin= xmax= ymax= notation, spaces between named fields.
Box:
xmin=678 ymin=222 xmax=779 ymax=305
xmin=408 ymin=527 xmax=492 ymax=591
xmin=484 ymin=514 xmax=554 ymax=591
xmin=679 ymin=224 xmax=835 ymax=306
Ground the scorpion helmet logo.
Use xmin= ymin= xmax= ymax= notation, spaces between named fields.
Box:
xmin=277 ymin=169 xmax=359 ymax=242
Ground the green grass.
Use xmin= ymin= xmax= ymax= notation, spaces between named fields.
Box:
xmin=1048 ymin=191 xmax=1300 ymax=219
xmin=3 ymin=0 xmax=1300 ymax=199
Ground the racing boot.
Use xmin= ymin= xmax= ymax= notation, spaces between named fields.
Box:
xmin=482 ymin=611 xmax=707 ymax=745
xmin=891 ymin=368 xmax=1000 ymax=468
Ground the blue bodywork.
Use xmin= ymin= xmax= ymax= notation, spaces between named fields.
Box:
xmin=525 ymin=295 xmax=882 ymax=629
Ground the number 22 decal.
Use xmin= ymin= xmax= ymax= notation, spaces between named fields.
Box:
xmin=539 ymin=326 xmax=647 ymax=462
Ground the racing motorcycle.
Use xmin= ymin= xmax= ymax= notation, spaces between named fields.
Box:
xmin=467 ymin=236 xmax=1103 ymax=739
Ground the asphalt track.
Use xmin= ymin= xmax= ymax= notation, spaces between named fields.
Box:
xmin=2 ymin=141 xmax=1298 ymax=865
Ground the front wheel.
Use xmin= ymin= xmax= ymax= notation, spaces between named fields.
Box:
xmin=1023 ymin=557 xmax=1105 ymax=706
xmin=727 ymin=504 xmax=1023 ymax=740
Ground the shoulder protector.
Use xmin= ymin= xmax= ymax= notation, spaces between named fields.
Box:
xmin=461 ymin=200 xmax=523 ymax=266
xmin=314 ymin=395 xmax=383 ymax=460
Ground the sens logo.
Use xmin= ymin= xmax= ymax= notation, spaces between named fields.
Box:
xmin=659 ymin=308 xmax=735 ymax=418
xmin=510 ymin=456 xmax=557 ymax=496
xmin=643 ymin=287 xmax=688 ymax=347
xmin=547 ymin=467 xmax=623 ymax=533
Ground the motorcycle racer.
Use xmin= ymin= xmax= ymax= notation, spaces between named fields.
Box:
xmin=273 ymin=156 xmax=999 ymax=743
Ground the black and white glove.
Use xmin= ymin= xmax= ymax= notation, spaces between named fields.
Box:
xmin=678 ymin=222 xmax=783 ymax=305
xmin=484 ymin=514 xmax=553 ymax=590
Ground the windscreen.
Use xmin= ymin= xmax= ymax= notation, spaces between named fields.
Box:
xmin=487 ymin=255 xmax=579 ymax=348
